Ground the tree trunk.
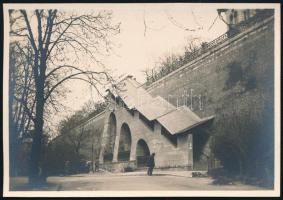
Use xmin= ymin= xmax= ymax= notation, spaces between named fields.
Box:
xmin=9 ymin=66 xmax=19 ymax=176
xmin=28 ymin=80 xmax=45 ymax=186
xmin=9 ymin=114 xmax=19 ymax=176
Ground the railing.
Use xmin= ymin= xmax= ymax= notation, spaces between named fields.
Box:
xmin=205 ymin=32 xmax=229 ymax=50
xmin=145 ymin=10 xmax=274 ymax=86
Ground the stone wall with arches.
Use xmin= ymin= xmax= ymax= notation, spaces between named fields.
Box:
xmin=96 ymin=101 xmax=193 ymax=172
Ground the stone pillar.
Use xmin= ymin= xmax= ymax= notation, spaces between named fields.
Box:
xmin=152 ymin=122 xmax=162 ymax=166
xmin=112 ymin=128 xmax=121 ymax=162
xmin=128 ymin=111 xmax=139 ymax=161
xmin=98 ymin=137 xmax=106 ymax=164
xmin=130 ymin=139 xmax=137 ymax=161
xmin=188 ymin=134 xmax=193 ymax=169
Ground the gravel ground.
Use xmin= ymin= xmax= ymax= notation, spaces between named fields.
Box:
xmin=9 ymin=172 xmax=269 ymax=191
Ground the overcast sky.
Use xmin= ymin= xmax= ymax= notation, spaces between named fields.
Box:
xmin=60 ymin=4 xmax=227 ymax=118
xmin=107 ymin=5 xmax=227 ymax=83
xmin=10 ymin=4 xmax=228 ymax=130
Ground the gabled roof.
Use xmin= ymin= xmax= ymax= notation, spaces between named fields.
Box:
xmin=157 ymin=106 xmax=214 ymax=135
xmin=106 ymin=75 xmax=214 ymax=135
xmin=109 ymin=76 xmax=152 ymax=109
xmin=137 ymin=96 xmax=176 ymax=121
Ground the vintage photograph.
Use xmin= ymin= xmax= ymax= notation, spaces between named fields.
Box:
xmin=2 ymin=3 xmax=280 ymax=197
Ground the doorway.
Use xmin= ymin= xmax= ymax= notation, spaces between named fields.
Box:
xmin=136 ymin=139 xmax=150 ymax=167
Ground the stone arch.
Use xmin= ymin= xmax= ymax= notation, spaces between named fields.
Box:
xmin=136 ymin=139 xmax=150 ymax=167
xmin=117 ymin=123 xmax=132 ymax=161
xmin=103 ymin=112 xmax=117 ymax=162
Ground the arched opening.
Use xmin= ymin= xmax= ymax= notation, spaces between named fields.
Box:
xmin=118 ymin=123 xmax=132 ymax=161
xmin=103 ymin=113 xmax=116 ymax=162
xmin=136 ymin=139 xmax=150 ymax=168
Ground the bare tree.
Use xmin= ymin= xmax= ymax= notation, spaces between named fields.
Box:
xmin=68 ymin=126 xmax=91 ymax=156
xmin=9 ymin=9 xmax=120 ymax=185
xmin=9 ymin=40 xmax=36 ymax=176
xmin=143 ymin=37 xmax=203 ymax=85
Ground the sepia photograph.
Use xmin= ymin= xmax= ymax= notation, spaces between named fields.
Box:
xmin=2 ymin=2 xmax=281 ymax=197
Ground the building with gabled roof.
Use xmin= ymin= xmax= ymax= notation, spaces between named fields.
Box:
xmin=95 ymin=75 xmax=215 ymax=172
xmin=68 ymin=9 xmax=274 ymax=173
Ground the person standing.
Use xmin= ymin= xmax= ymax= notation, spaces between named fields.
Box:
xmin=95 ymin=160 xmax=99 ymax=172
xmin=147 ymin=153 xmax=155 ymax=176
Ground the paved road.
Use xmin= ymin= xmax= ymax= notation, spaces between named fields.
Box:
xmin=10 ymin=173 xmax=267 ymax=191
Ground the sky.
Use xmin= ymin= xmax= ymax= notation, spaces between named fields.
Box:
xmin=6 ymin=4 xmax=228 ymax=130
xmin=60 ymin=4 xmax=228 ymax=120
xmin=106 ymin=4 xmax=227 ymax=83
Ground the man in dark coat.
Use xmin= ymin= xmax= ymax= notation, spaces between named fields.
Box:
xmin=95 ymin=160 xmax=99 ymax=172
xmin=147 ymin=153 xmax=155 ymax=176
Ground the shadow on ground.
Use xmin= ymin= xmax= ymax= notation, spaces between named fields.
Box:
xmin=10 ymin=181 xmax=59 ymax=191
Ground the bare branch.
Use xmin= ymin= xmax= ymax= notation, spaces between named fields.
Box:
xmin=164 ymin=9 xmax=197 ymax=32
xmin=20 ymin=10 xmax=38 ymax=52
xmin=44 ymin=69 xmax=109 ymax=102
xmin=208 ymin=14 xmax=219 ymax=32
xmin=46 ymin=15 xmax=81 ymax=59
xmin=14 ymin=96 xmax=35 ymax=123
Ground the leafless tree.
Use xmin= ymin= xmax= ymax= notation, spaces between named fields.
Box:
xmin=9 ymin=9 xmax=120 ymax=185
xmin=67 ymin=125 xmax=91 ymax=156
xmin=9 ymin=40 xmax=36 ymax=176
xmin=143 ymin=37 xmax=202 ymax=85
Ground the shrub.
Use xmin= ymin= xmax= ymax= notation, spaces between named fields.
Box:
xmin=210 ymin=93 xmax=274 ymax=186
